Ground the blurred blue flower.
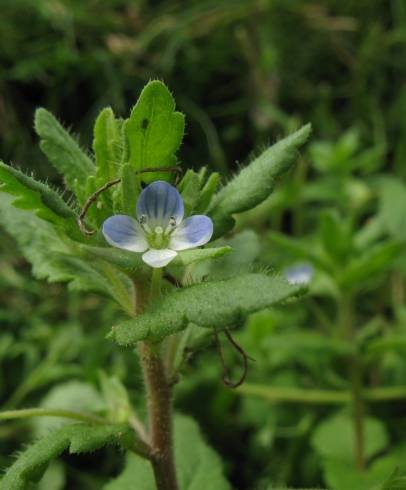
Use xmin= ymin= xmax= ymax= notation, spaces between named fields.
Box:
xmin=102 ymin=181 xmax=213 ymax=268
xmin=285 ymin=264 xmax=313 ymax=285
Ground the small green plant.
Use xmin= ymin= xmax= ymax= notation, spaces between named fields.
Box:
xmin=0 ymin=80 xmax=310 ymax=489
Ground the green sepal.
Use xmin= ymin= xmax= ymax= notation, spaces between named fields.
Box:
xmin=125 ymin=80 xmax=185 ymax=183
xmin=209 ymin=124 xmax=311 ymax=238
xmin=112 ymin=273 xmax=303 ymax=345
xmin=195 ymin=171 xmax=220 ymax=214
xmin=172 ymin=246 xmax=232 ymax=266
xmin=178 ymin=169 xmax=201 ymax=215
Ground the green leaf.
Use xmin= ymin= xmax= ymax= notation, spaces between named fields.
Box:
xmin=1 ymin=423 xmax=133 ymax=490
xmin=377 ymin=177 xmax=406 ymax=242
xmin=117 ymin=163 xmax=140 ymax=215
xmin=104 ymin=415 xmax=230 ymax=490
xmin=339 ymin=241 xmax=401 ymax=289
xmin=0 ymin=161 xmax=77 ymax=230
xmin=172 ymin=246 xmax=232 ymax=266
xmin=112 ymin=273 xmax=303 ymax=345
xmin=0 ymin=195 xmax=134 ymax=312
xmin=33 ymin=381 xmax=105 ymax=438
xmin=34 ymin=108 xmax=95 ymax=195
xmin=93 ymin=107 xmax=124 ymax=183
xmin=311 ymin=411 xmax=389 ymax=464
xmin=192 ymin=230 xmax=261 ymax=281
xmin=209 ymin=124 xmax=311 ymax=237
xmin=125 ymin=80 xmax=185 ymax=182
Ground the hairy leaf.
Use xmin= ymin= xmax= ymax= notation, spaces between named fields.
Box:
xmin=34 ymin=108 xmax=95 ymax=194
xmin=0 ymin=161 xmax=76 ymax=230
xmin=93 ymin=107 xmax=124 ymax=183
xmin=125 ymin=80 xmax=185 ymax=182
xmin=104 ymin=415 xmax=230 ymax=490
xmin=0 ymin=195 xmax=134 ymax=312
xmin=1 ymin=423 xmax=132 ymax=490
xmin=112 ymin=273 xmax=302 ymax=345
xmin=209 ymin=124 xmax=311 ymax=237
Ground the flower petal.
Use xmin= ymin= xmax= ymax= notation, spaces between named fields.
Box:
xmin=142 ymin=249 xmax=177 ymax=268
xmin=169 ymin=215 xmax=213 ymax=251
xmin=102 ymin=215 xmax=148 ymax=252
xmin=285 ymin=264 xmax=313 ymax=285
xmin=136 ymin=181 xmax=184 ymax=228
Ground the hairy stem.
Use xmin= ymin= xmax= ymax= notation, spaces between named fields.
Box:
xmin=139 ymin=341 xmax=178 ymax=490
xmin=136 ymin=268 xmax=179 ymax=490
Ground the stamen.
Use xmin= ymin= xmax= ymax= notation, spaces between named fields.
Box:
xmin=164 ymin=216 xmax=178 ymax=235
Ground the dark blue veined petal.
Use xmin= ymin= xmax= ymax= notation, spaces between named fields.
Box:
xmin=142 ymin=248 xmax=178 ymax=268
xmin=102 ymin=215 xmax=148 ymax=252
xmin=169 ymin=215 xmax=213 ymax=251
xmin=136 ymin=181 xmax=184 ymax=228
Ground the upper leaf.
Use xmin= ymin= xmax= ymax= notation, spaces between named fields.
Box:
xmin=34 ymin=108 xmax=95 ymax=195
xmin=0 ymin=423 xmax=133 ymax=490
xmin=209 ymin=124 xmax=311 ymax=237
xmin=125 ymin=80 xmax=185 ymax=182
xmin=104 ymin=415 xmax=230 ymax=490
xmin=93 ymin=107 xmax=124 ymax=183
xmin=112 ymin=273 xmax=303 ymax=345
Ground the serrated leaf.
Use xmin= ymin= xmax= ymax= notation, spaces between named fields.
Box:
xmin=209 ymin=124 xmax=311 ymax=237
xmin=1 ymin=423 xmax=132 ymax=490
xmin=0 ymin=195 xmax=134 ymax=312
xmin=112 ymin=273 xmax=302 ymax=345
xmin=34 ymin=108 xmax=95 ymax=195
xmin=0 ymin=161 xmax=77 ymax=229
xmin=125 ymin=80 xmax=185 ymax=183
xmin=104 ymin=415 xmax=230 ymax=490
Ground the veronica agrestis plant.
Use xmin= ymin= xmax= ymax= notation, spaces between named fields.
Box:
xmin=0 ymin=80 xmax=310 ymax=490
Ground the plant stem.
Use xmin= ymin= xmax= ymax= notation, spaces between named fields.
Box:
xmin=235 ymin=384 xmax=406 ymax=404
xmin=0 ymin=408 xmax=107 ymax=425
xmin=136 ymin=268 xmax=179 ymax=490
xmin=139 ymin=341 xmax=178 ymax=490
xmin=339 ymin=293 xmax=365 ymax=471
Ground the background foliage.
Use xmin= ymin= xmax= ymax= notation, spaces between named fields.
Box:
xmin=1 ymin=1 xmax=406 ymax=489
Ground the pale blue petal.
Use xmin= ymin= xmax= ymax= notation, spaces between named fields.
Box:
xmin=285 ymin=264 xmax=313 ymax=285
xmin=169 ymin=215 xmax=213 ymax=251
xmin=103 ymin=215 xmax=148 ymax=252
xmin=142 ymin=249 xmax=177 ymax=268
xmin=136 ymin=181 xmax=184 ymax=228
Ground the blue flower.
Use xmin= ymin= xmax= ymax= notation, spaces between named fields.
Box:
xmin=102 ymin=181 xmax=213 ymax=268
xmin=285 ymin=264 xmax=313 ymax=285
